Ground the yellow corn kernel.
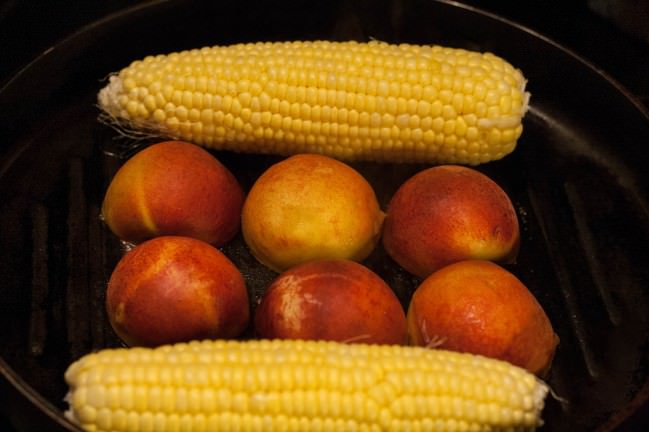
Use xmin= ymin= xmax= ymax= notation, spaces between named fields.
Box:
xmin=98 ymin=40 xmax=529 ymax=165
xmin=65 ymin=339 xmax=548 ymax=432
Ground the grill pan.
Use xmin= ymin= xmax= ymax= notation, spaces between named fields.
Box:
xmin=1 ymin=0 xmax=649 ymax=430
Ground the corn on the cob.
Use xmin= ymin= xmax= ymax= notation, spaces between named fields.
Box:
xmin=64 ymin=338 xmax=548 ymax=432
xmin=98 ymin=40 xmax=529 ymax=165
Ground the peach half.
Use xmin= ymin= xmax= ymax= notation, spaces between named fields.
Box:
xmin=106 ymin=236 xmax=249 ymax=347
xmin=407 ymin=260 xmax=559 ymax=376
xmin=242 ymin=154 xmax=384 ymax=273
xmin=254 ymin=259 xmax=407 ymax=345
xmin=101 ymin=141 xmax=244 ymax=246
xmin=382 ymin=165 xmax=520 ymax=278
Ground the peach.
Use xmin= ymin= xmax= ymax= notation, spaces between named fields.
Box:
xmin=241 ymin=154 xmax=385 ymax=273
xmin=407 ymin=260 xmax=559 ymax=376
xmin=382 ymin=165 xmax=519 ymax=278
xmin=106 ymin=236 xmax=249 ymax=347
xmin=254 ymin=259 xmax=407 ymax=345
xmin=101 ymin=140 xmax=244 ymax=246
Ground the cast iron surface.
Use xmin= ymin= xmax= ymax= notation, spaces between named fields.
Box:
xmin=1 ymin=0 xmax=649 ymax=430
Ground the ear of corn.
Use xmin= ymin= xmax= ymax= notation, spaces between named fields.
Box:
xmin=98 ymin=40 xmax=530 ymax=165
xmin=64 ymin=338 xmax=548 ymax=432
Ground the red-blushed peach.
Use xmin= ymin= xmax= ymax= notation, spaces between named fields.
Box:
xmin=106 ymin=236 xmax=249 ymax=347
xmin=101 ymin=140 xmax=244 ymax=247
xmin=407 ymin=260 xmax=559 ymax=376
xmin=382 ymin=165 xmax=520 ymax=278
xmin=254 ymin=259 xmax=407 ymax=345
xmin=241 ymin=154 xmax=385 ymax=273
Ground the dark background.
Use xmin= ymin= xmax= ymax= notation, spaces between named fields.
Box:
xmin=1 ymin=0 xmax=647 ymax=109
xmin=1 ymin=0 xmax=648 ymax=430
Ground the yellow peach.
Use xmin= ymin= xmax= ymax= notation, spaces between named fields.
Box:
xmin=407 ymin=260 xmax=559 ymax=376
xmin=106 ymin=236 xmax=249 ymax=347
xmin=255 ymin=259 xmax=407 ymax=345
xmin=101 ymin=141 xmax=244 ymax=246
xmin=241 ymin=154 xmax=384 ymax=272
xmin=382 ymin=165 xmax=519 ymax=278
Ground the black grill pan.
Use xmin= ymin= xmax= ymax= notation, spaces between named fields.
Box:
xmin=1 ymin=1 xmax=648 ymax=430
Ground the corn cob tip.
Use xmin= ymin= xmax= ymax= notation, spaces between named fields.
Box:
xmin=63 ymin=392 xmax=78 ymax=425
xmin=98 ymin=75 xmax=121 ymax=118
xmin=98 ymin=75 xmax=168 ymax=142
